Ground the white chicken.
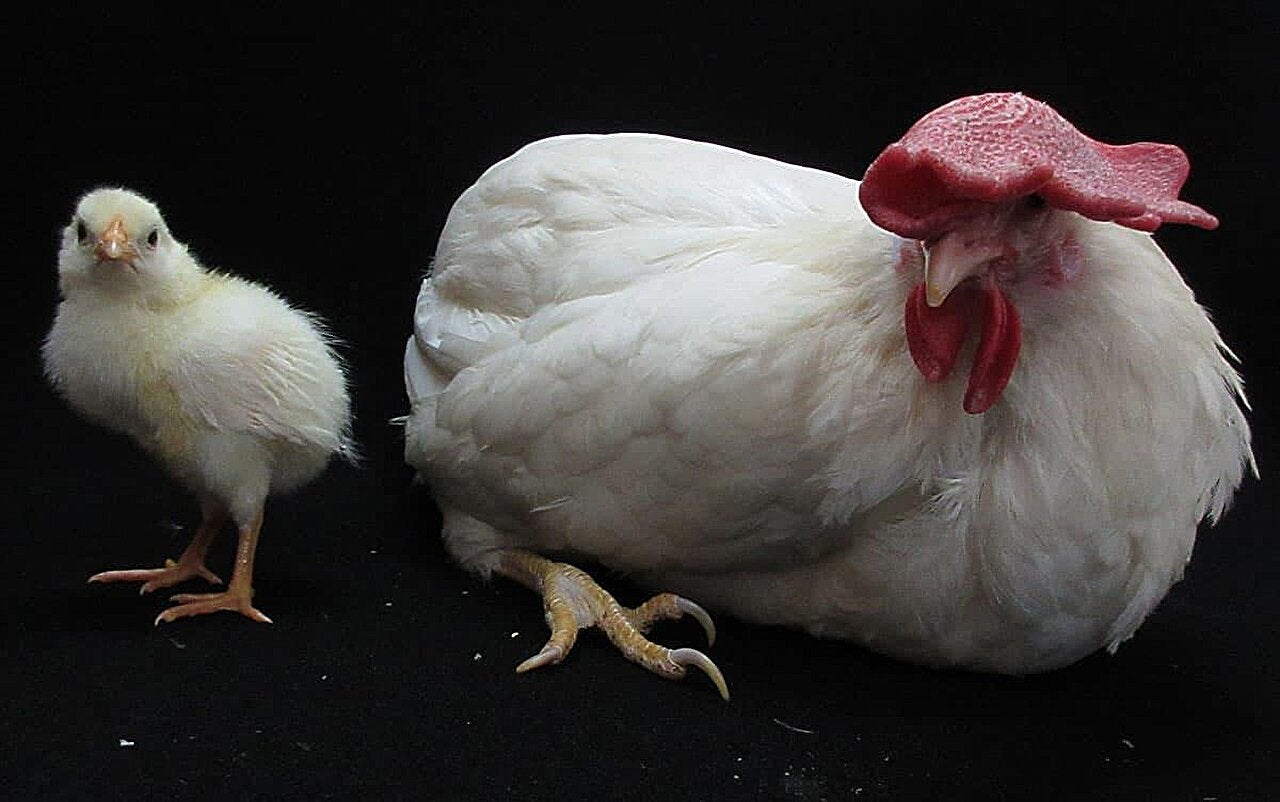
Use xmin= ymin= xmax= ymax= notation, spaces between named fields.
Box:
xmin=403 ymin=93 xmax=1253 ymax=697
xmin=44 ymin=188 xmax=353 ymax=625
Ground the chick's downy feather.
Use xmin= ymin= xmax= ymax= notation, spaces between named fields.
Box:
xmin=406 ymin=98 xmax=1253 ymax=674
xmin=44 ymin=188 xmax=352 ymax=623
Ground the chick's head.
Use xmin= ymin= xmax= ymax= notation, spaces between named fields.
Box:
xmin=58 ymin=188 xmax=199 ymax=303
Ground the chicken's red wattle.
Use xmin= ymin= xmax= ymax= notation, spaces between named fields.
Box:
xmin=904 ymin=281 xmax=1021 ymax=414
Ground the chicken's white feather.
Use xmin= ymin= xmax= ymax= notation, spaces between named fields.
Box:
xmin=405 ymin=134 xmax=1252 ymax=673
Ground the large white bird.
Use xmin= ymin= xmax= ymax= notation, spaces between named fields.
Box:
xmin=403 ymin=93 xmax=1253 ymax=697
xmin=44 ymin=188 xmax=353 ymax=625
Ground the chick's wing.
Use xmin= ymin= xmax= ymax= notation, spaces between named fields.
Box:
xmin=171 ymin=278 xmax=347 ymax=452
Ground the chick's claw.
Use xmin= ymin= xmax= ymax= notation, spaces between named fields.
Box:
xmin=88 ymin=558 xmax=223 ymax=595
xmin=155 ymin=589 xmax=273 ymax=625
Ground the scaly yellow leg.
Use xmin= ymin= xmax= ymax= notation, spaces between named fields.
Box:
xmin=494 ymin=549 xmax=729 ymax=700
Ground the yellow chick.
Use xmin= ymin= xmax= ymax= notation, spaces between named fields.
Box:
xmin=43 ymin=188 xmax=353 ymax=625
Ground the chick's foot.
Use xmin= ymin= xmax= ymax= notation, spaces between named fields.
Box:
xmin=155 ymin=588 xmax=272 ymax=625
xmin=494 ymin=549 xmax=729 ymax=700
xmin=88 ymin=558 xmax=223 ymax=595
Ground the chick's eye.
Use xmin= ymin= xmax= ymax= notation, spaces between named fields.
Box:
xmin=146 ymin=228 xmax=159 ymax=248
xmin=75 ymin=220 xmax=88 ymax=243
xmin=1026 ymin=194 xmax=1047 ymax=210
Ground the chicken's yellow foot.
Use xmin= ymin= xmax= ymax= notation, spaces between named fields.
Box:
xmin=494 ymin=549 xmax=729 ymax=700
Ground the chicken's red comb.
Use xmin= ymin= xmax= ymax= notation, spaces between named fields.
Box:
xmin=859 ymin=93 xmax=1218 ymax=239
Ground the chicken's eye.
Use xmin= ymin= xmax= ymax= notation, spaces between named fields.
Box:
xmin=75 ymin=220 xmax=88 ymax=243
xmin=146 ymin=228 xmax=160 ymax=248
xmin=1025 ymin=194 xmax=1047 ymax=210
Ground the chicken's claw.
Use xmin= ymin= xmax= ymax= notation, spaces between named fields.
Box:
xmin=669 ymin=647 xmax=730 ymax=701
xmin=628 ymin=594 xmax=717 ymax=646
xmin=515 ymin=644 xmax=565 ymax=674
xmin=495 ymin=549 xmax=730 ymax=700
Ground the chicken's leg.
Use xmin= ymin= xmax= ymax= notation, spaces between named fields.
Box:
xmin=156 ymin=507 xmax=272 ymax=625
xmin=494 ymin=549 xmax=729 ymax=700
xmin=88 ymin=497 xmax=227 ymax=594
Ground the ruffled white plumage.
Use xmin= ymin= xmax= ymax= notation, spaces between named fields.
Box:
xmin=404 ymin=134 xmax=1252 ymax=673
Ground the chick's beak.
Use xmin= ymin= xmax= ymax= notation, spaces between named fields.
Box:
xmin=94 ymin=215 xmax=137 ymax=264
xmin=923 ymin=233 xmax=1012 ymax=307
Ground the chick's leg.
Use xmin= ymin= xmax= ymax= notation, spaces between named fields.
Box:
xmin=156 ymin=507 xmax=272 ymax=625
xmin=494 ymin=549 xmax=729 ymax=700
xmin=88 ymin=497 xmax=227 ymax=594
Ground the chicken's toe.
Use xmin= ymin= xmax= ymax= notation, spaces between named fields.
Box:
xmin=627 ymin=593 xmax=717 ymax=646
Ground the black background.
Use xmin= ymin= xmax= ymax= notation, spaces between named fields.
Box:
xmin=5 ymin=5 xmax=1277 ymax=799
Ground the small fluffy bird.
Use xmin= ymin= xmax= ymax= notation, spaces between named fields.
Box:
xmin=404 ymin=93 xmax=1253 ymax=697
xmin=44 ymin=188 xmax=352 ymax=625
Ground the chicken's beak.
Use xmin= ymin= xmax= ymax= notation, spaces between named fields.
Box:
xmin=94 ymin=215 xmax=137 ymax=264
xmin=923 ymin=233 xmax=1011 ymax=307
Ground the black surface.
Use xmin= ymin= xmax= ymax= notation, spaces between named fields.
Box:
xmin=6 ymin=6 xmax=1277 ymax=799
